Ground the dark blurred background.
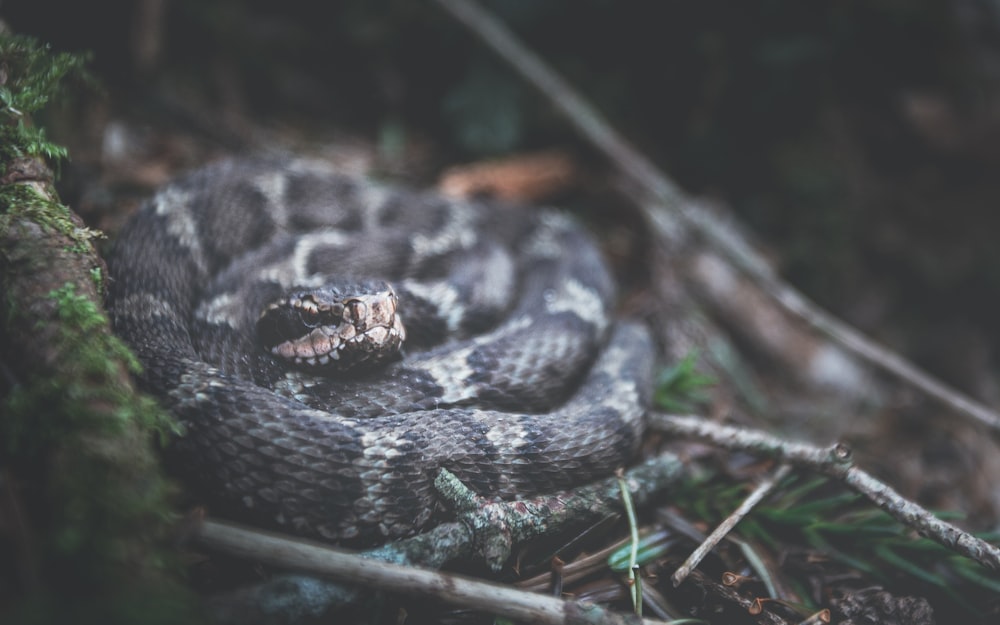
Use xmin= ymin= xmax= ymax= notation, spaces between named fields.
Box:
xmin=4 ymin=0 xmax=1000 ymax=403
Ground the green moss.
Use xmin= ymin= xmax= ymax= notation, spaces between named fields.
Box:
xmin=3 ymin=282 xmax=180 ymax=450
xmin=0 ymin=34 xmax=93 ymax=174
xmin=1 ymin=35 xmax=198 ymax=624
xmin=1 ymin=282 xmax=195 ymax=623
xmin=89 ymin=265 xmax=104 ymax=293
xmin=0 ymin=183 xmax=101 ymax=244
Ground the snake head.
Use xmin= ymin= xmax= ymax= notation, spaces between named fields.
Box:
xmin=256 ymin=280 xmax=405 ymax=371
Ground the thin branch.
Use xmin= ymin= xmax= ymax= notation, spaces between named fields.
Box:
xmin=196 ymin=519 xmax=667 ymax=625
xmin=651 ymin=413 xmax=1000 ymax=571
xmin=430 ymin=0 xmax=1000 ymax=433
xmin=202 ymin=455 xmax=686 ymax=623
xmin=671 ymin=463 xmax=793 ymax=587
xmin=427 ymin=454 xmax=684 ymax=570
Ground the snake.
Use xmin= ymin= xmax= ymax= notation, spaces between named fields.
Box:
xmin=105 ymin=157 xmax=655 ymax=545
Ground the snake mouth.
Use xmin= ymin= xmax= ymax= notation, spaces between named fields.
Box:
xmin=257 ymin=283 xmax=406 ymax=370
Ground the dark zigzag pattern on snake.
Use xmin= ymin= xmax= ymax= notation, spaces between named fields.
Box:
xmin=105 ymin=157 xmax=654 ymax=545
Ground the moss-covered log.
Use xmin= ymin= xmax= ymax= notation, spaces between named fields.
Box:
xmin=0 ymin=34 xmax=197 ymax=625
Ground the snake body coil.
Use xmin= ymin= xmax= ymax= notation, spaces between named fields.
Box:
xmin=106 ymin=158 xmax=654 ymax=544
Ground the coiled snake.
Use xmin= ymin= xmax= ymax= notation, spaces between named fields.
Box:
xmin=106 ymin=158 xmax=654 ymax=545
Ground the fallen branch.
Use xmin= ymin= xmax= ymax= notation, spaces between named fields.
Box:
xmin=201 ymin=455 xmax=686 ymax=623
xmin=431 ymin=0 xmax=1000 ymax=433
xmin=198 ymin=519 xmax=667 ymax=625
xmin=651 ymin=413 xmax=1000 ymax=571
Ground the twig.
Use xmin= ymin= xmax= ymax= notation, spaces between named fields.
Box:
xmin=671 ymin=463 xmax=793 ymax=587
xmin=202 ymin=455 xmax=686 ymax=623
xmin=430 ymin=455 xmax=685 ymax=570
xmin=430 ymin=0 xmax=1000 ymax=433
xmin=196 ymin=520 xmax=667 ymax=625
xmin=651 ymin=413 xmax=1000 ymax=571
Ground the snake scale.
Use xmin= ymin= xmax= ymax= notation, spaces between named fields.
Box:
xmin=106 ymin=157 xmax=654 ymax=545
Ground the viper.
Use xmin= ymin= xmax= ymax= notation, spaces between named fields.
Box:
xmin=106 ymin=157 xmax=654 ymax=545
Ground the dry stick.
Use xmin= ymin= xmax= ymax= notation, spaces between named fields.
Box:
xmin=671 ymin=463 xmax=793 ymax=587
xmin=204 ymin=456 xmax=685 ymax=622
xmin=652 ymin=413 xmax=1000 ymax=571
xmin=431 ymin=0 xmax=1000 ymax=434
xmin=198 ymin=519 xmax=666 ymax=625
